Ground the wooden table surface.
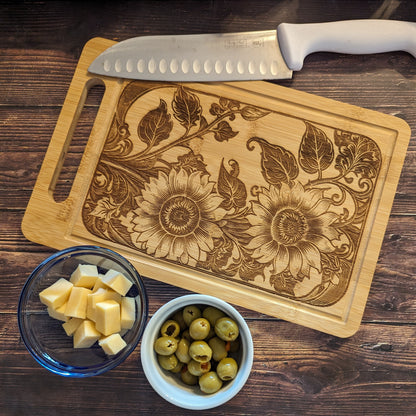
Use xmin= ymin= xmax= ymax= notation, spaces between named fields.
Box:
xmin=1 ymin=1 xmax=416 ymax=415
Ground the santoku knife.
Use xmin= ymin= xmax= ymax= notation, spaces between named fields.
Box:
xmin=88 ymin=20 xmax=416 ymax=82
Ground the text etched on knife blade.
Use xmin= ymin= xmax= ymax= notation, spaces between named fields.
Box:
xmin=224 ymin=38 xmax=265 ymax=49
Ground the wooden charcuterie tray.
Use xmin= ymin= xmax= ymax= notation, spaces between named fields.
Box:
xmin=22 ymin=37 xmax=411 ymax=337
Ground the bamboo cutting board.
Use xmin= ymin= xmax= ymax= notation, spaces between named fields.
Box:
xmin=22 ymin=37 xmax=411 ymax=337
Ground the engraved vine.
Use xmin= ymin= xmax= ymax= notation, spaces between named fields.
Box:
xmin=82 ymin=84 xmax=381 ymax=306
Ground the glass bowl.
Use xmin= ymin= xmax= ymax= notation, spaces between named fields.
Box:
xmin=140 ymin=294 xmax=253 ymax=410
xmin=18 ymin=245 xmax=148 ymax=377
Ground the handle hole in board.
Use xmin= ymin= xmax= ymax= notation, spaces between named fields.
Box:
xmin=51 ymin=80 xmax=105 ymax=203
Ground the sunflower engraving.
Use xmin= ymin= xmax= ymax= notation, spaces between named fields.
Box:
xmin=82 ymin=82 xmax=382 ymax=306
xmin=246 ymin=182 xmax=340 ymax=278
xmin=122 ymin=169 xmax=225 ymax=265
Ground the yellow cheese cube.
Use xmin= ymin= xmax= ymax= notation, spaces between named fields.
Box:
xmin=39 ymin=278 xmax=73 ymax=309
xmin=101 ymin=269 xmax=133 ymax=296
xmin=62 ymin=317 xmax=84 ymax=336
xmin=86 ymin=288 xmax=107 ymax=321
xmin=92 ymin=274 xmax=108 ymax=292
xmin=98 ymin=333 xmax=127 ymax=355
xmin=103 ymin=289 xmax=122 ymax=304
xmin=70 ymin=264 xmax=99 ymax=288
xmin=95 ymin=300 xmax=121 ymax=336
xmin=47 ymin=302 xmax=69 ymax=322
xmin=65 ymin=287 xmax=91 ymax=319
xmin=73 ymin=320 xmax=101 ymax=348
xmin=87 ymin=288 xmax=122 ymax=322
xmin=120 ymin=297 xmax=136 ymax=330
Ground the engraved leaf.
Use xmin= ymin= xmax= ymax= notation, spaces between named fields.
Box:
xmin=321 ymin=252 xmax=342 ymax=285
xmin=212 ymin=121 xmax=238 ymax=142
xmin=219 ymin=97 xmax=240 ymax=111
xmin=172 ymin=86 xmax=202 ymax=129
xmin=218 ymin=159 xmax=247 ymax=210
xmin=137 ymin=99 xmax=173 ymax=148
xmin=198 ymin=116 xmax=209 ymax=132
xmin=123 ymin=155 xmax=157 ymax=172
xmin=173 ymin=151 xmax=209 ymax=175
xmin=104 ymin=119 xmax=133 ymax=157
xmin=241 ymin=105 xmax=270 ymax=121
xmin=239 ymin=252 xmax=265 ymax=282
xmin=210 ymin=102 xmax=224 ymax=116
xmin=90 ymin=196 xmax=120 ymax=223
xmin=334 ymin=130 xmax=381 ymax=179
xmin=299 ymin=121 xmax=334 ymax=174
xmin=198 ymin=236 xmax=235 ymax=276
xmin=247 ymin=137 xmax=299 ymax=186
xmin=270 ymin=270 xmax=300 ymax=296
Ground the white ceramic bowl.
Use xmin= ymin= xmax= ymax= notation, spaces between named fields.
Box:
xmin=140 ymin=294 xmax=253 ymax=410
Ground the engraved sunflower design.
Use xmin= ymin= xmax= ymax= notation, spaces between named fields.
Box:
xmin=122 ymin=169 xmax=225 ymax=265
xmin=246 ymin=181 xmax=340 ymax=278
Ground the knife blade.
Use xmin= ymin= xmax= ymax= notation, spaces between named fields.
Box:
xmin=88 ymin=20 xmax=416 ymax=82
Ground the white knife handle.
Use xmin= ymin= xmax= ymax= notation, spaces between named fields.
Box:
xmin=277 ymin=20 xmax=416 ymax=71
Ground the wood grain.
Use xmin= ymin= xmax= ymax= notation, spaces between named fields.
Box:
xmin=1 ymin=1 xmax=416 ymax=415
xmin=2 ymin=313 xmax=416 ymax=416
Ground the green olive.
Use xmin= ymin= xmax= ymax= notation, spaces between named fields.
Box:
xmin=189 ymin=318 xmax=211 ymax=340
xmin=208 ymin=336 xmax=228 ymax=362
xmin=215 ymin=316 xmax=239 ymax=341
xmin=181 ymin=329 xmax=191 ymax=342
xmin=172 ymin=309 xmax=187 ymax=330
xmin=180 ymin=369 xmax=198 ymax=386
xmin=170 ymin=361 xmax=184 ymax=374
xmin=175 ymin=337 xmax=191 ymax=364
xmin=199 ymin=371 xmax=223 ymax=394
xmin=216 ymin=357 xmax=238 ymax=381
xmin=157 ymin=354 xmax=179 ymax=371
xmin=155 ymin=304 xmax=242 ymax=394
xmin=187 ymin=359 xmax=211 ymax=376
xmin=202 ymin=306 xmax=225 ymax=326
xmin=160 ymin=319 xmax=181 ymax=338
xmin=182 ymin=305 xmax=201 ymax=326
xmin=206 ymin=326 xmax=216 ymax=340
xmin=154 ymin=336 xmax=178 ymax=356
xmin=188 ymin=340 xmax=212 ymax=363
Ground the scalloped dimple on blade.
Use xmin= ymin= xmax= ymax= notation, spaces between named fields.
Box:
xmin=88 ymin=31 xmax=293 ymax=82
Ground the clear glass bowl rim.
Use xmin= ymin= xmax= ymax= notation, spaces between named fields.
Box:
xmin=18 ymin=245 xmax=148 ymax=377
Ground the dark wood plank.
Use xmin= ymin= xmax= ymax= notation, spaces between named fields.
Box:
xmin=2 ymin=1 xmax=416 ymax=415
xmin=3 ymin=313 xmax=416 ymax=415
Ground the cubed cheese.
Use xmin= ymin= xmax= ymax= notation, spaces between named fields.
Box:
xmin=99 ymin=333 xmax=127 ymax=355
xmin=103 ymin=289 xmax=122 ymax=304
xmin=65 ymin=287 xmax=91 ymax=319
xmin=39 ymin=263 xmax=137 ymax=354
xmin=39 ymin=278 xmax=73 ymax=309
xmin=73 ymin=320 xmax=101 ymax=348
xmin=95 ymin=300 xmax=121 ymax=336
xmin=47 ymin=302 xmax=69 ymax=322
xmin=70 ymin=264 xmax=99 ymax=288
xmin=120 ymin=297 xmax=136 ymax=330
xmin=92 ymin=274 xmax=108 ymax=292
xmin=87 ymin=288 xmax=122 ymax=322
xmin=62 ymin=317 xmax=84 ymax=336
xmin=101 ymin=269 xmax=133 ymax=296
xmin=86 ymin=288 xmax=107 ymax=321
